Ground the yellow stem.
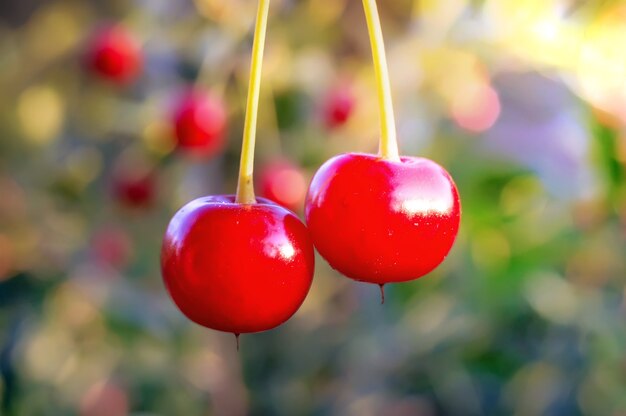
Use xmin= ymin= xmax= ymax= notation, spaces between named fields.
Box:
xmin=235 ymin=0 xmax=271 ymax=204
xmin=362 ymin=0 xmax=400 ymax=162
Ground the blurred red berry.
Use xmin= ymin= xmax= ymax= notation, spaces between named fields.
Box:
xmin=451 ymin=83 xmax=500 ymax=133
xmin=111 ymin=163 xmax=156 ymax=210
xmin=85 ymin=24 xmax=143 ymax=85
xmin=323 ymin=85 xmax=355 ymax=129
xmin=258 ymin=160 xmax=307 ymax=211
xmin=80 ymin=380 xmax=129 ymax=416
xmin=91 ymin=227 xmax=133 ymax=269
xmin=172 ymin=90 xmax=227 ymax=159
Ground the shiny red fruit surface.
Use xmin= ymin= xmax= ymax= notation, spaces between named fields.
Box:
xmin=305 ymin=153 xmax=460 ymax=284
xmin=173 ymin=91 xmax=226 ymax=159
xmin=161 ymin=196 xmax=314 ymax=334
xmin=258 ymin=160 xmax=307 ymax=212
xmin=85 ymin=25 xmax=142 ymax=85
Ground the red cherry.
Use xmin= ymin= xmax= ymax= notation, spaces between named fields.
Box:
xmin=305 ymin=153 xmax=460 ymax=284
xmin=85 ymin=25 xmax=142 ymax=85
xmin=172 ymin=90 xmax=227 ymax=159
xmin=258 ymin=160 xmax=307 ymax=211
xmin=161 ymin=196 xmax=314 ymax=334
xmin=111 ymin=165 xmax=156 ymax=210
xmin=323 ymin=86 xmax=355 ymax=129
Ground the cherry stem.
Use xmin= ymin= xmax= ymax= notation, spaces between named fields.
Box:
xmin=234 ymin=333 xmax=240 ymax=351
xmin=362 ymin=0 xmax=400 ymax=162
xmin=235 ymin=0 xmax=271 ymax=204
xmin=379 ymin=284 xmax=385 ymax=305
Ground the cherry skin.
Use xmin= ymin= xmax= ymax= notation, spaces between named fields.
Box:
xmin=305 ymin=153 xmax=460 ymax=284
xmin=323 ymin=86 xmax=355 ymax=129
xmin=258 ymin=160 xmax=307 ymax=212
xmin=161 ymin=196 xmax=314 ymax=334
xmin=172 ymin=90 xmax=227 ymax=159
xmin=85 ymin=25 xmax=142 ymax=85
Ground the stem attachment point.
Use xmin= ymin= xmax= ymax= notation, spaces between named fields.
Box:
xmin=362 ymin=0 xmax=400 ymax=162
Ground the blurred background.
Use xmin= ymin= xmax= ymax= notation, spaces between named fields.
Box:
xmin=1 ymin=0 xmax=626 ymax=414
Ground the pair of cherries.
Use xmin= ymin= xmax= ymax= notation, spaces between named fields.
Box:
xmin=161 ymin=154 xmax=460 ymax=336
xmin=160 ymin=0 xmax=461 ymax=340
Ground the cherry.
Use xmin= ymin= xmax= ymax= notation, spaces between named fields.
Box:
xmin=161 ymin=196 xmax=314 ymax=334
xmin=305 ymin=0 xmax=461 ymax=298
xmin=172 ymin=89 xmax=227 ymax=159
xmin=323 ymin=85 xmax=355 ymax=129
xmin=85 ymin=24 xmax=142 ymax=85
xmin=306 ymin=153 xmax=460 ymax=283
xmin=258 ymin=160 xmax=307 ymax=211
xmin=161 ymin=0 xmax=314 ymax=339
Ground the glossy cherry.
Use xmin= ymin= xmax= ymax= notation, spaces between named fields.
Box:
xmin=85 ymin=25 xmax=142 ymax=85
xmin=172 ymin=90 xmax=227 ymax=159
xmin=258 ymin=160 xmax=307 ymax=212
xmin=323 ymin=85 xmax=355 ymax=129
xmin=162 ymin=0 xmax=313 ymax=338
xmin=161 ymin=196 xmax=314 ymax=334
xmin=305 ymin=0 xmax=461 ymax=294
xmin=305 ymin=153 xmax=460 ymax=284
